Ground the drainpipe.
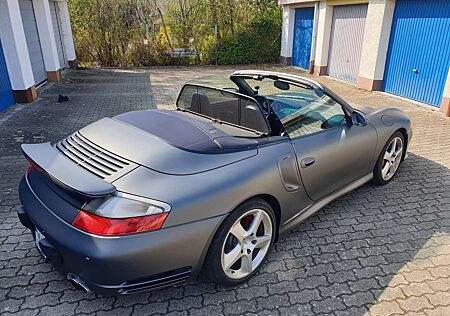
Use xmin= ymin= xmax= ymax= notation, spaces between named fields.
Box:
xmin=309 ymin=1 xmax=320 ymax=74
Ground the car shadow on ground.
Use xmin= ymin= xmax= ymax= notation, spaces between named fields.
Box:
xmin=8 ymin=152 xmax=446 ymax=315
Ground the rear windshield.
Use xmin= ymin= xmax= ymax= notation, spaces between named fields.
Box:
xmin=177 ymin=85 xmax=270 ymax=134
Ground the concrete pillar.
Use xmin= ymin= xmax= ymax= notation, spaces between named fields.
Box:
xmin=309 ymin=2 xmax=320 ymax=73
xmin=33 ymin=0 xmax=61 ymax=81
xmin=0 ymin=0 xmax=37 ymax=103
xmin=313 ymin=1 xmax=333 ymax=76
xmin=357 ymin=0 xmax=396 ymax=91
xmin=440 ymin=69 xmax=450 ymax=117
xmin=280 ymin=5 xmax=295 ymax=65
xmin=58 ymin=0 xmax=77 ymax=68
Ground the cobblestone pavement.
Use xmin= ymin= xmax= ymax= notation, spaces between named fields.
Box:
xmin=0 ymin=66 xmax=449 ymax=316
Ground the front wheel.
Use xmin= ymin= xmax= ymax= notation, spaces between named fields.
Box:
xmin=204 ymin=198 xmax=275 ymax=286
xmin=373 ymin=131 xmax=405 ymax=185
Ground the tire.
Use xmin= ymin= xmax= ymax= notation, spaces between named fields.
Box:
xmin=373 ymin=131 xmax=405 ymax=185
xmin=204 ymin=198 xmax=276 ymax=286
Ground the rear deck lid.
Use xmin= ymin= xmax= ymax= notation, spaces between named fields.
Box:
xmin=22 ymin=143 xmax=117 ymax=198
xmin=77 ymin=111 xmax=258 ymax=175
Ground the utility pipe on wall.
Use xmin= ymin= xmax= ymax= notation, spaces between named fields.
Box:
xmin=309 ymin=1 xmax=320 ymax=74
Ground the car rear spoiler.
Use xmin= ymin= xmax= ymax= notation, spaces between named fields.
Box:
xmin=21 ymin=143 xmax=116 ymax=198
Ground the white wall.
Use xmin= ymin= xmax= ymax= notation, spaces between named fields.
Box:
xmin=358 ymin=0 xmax=396 ymax=81
xmin=313 ymin=2 xmax=333 ymax=69
xmin=57 ymin=0 xmax=76 ymax=62
xmin=280 ymin=6 xmax=295 ymax=59
xmin=0 ymin=0 xmax=35 ymax=90
xmin=443 ymin=69 xmax=450 ymax=100
xmin=33 ymin=0 xmax=61 ymax=72
xmin=0 ymin=0 xmax=76 ymax=89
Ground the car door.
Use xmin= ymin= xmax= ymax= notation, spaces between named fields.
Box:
xmin=286 ymin=94 xmax=377 ymax=201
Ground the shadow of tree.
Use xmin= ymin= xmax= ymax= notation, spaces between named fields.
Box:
xmin=121 ymin=152 xmax=449 ymax=315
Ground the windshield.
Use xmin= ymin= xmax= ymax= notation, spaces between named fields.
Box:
xmin=242 ymin=77 xmax=322 ymax=120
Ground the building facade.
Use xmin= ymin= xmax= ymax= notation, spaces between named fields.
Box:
xmin=0 ymin=0 xmax=76 ymax=111
xmin=280 ymin=0 xmax=450 ymax=116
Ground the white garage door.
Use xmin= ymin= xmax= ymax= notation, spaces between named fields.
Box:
xmin=327 ymin=4 xmax=368 ymax=83
xmin=19 ymin=0 xmax=47 ymax=84
xmin=50 ymin=1 xmax=66 ymax=68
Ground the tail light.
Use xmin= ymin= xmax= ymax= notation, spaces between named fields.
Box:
xmin=72 ymin=210 xmax=168 ymax=236
xmin=72 ymin=193 xmax=171 ymax=236
xmin=26 ymin=158 xmax=43 ymax=175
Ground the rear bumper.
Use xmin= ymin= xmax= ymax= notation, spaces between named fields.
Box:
xmin=18 ymin=176 xmax=224 ymax=294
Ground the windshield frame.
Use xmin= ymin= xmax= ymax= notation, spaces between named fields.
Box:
xmin=230 ymin=73 xmax=354 ymax=118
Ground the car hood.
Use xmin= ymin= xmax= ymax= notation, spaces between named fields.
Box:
xmin=77 ymin=110 xmax=258 ymax=175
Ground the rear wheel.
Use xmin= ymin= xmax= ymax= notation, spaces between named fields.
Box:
xmin=373 ymin=131 xmax=405 ymax=185
xmin=204 ymin=198 xmax=275 ymax=285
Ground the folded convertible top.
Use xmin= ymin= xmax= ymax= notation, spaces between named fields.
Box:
xmin=21 ymin=143 xmax=116 ymax=198
xmin=115 ymin=109 xmax=259 ymax=153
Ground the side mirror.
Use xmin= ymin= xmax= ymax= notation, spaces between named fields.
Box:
xmin=351 ymin=110 xmax=367 ymax=127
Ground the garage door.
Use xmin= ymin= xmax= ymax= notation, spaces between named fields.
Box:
xmin=19 ymin=0 xmax=46 ymax=85
xmin=327 ymin=4 xmax=368 ymax=83
xmin=0 ymin=39 xmax=15 ymax=111
xmin=383 ymin=0 xmax=450 ymax=107
xmin=50 ymin=1 xmax=66 ymax=68
xmin=292 ymin=7 xmax=315 ymax=70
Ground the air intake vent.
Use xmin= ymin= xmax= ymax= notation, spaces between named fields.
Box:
xmin=55 ymin=132 xmax=131 ymax=179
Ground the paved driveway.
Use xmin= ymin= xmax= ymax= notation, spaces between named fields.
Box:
xmin=0 ymin=66 xmax=449 ymax=316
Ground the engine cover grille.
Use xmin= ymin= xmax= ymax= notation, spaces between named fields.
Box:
xmin=55 ymin=131 xmax=132 ymax=179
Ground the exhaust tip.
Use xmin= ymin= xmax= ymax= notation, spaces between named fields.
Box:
xmin=67 ymin=273 xmax=91 ymax=294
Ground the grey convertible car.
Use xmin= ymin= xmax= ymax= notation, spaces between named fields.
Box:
xmin=18 ymin=70 xmax=412 ymax=294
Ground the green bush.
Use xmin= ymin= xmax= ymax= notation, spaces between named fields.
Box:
xmin=69 ymin=0 xmax=282 ymax=67
xmin=215 ymin=15 xmax=281 ymax=65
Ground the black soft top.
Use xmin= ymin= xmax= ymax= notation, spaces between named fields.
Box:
xmin=115 ymin=109 xmax=259 ymax=154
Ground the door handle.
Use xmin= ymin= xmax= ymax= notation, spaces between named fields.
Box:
xmin=301 ymin=157 xmax=315 ymax=168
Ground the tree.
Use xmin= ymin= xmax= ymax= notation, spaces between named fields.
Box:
xmin=68 ymin=0 xmax=281 ymax=67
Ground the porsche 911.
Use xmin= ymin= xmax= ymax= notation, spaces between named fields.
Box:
xmin=18 ymin=70 xmax=412 ymax=294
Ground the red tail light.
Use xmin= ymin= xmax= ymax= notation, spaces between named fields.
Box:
xmin=72 ymin=210 xmax=168 ymax=236
xmin=26 ymin=158 xmax=43 ymax=175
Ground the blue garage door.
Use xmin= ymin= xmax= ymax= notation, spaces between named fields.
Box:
xmin=0 ymin=39 xmax=15 ymax=112
xmin=383 ymin=0 xmax=450 ymax=107
xmin=292 ymin=7 xmax=314 ymax=70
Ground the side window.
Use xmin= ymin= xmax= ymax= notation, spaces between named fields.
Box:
xmin=284 ymin=94 xmax=347 ymax=138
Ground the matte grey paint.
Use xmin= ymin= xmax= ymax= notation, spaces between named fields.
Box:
xmin=21 ymin=143 xmax=116 ymax=197
xmin=291 ymin=120 xmax=377 ymax=201
xmin=18 ymin=70 xmax=412 ymax=294
xmin=19 ymin=176 xmax=224 ymax=289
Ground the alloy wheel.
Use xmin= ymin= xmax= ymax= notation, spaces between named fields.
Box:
xmin=221 ymin=209 xmax=273 ymax=279
xmin=381 ymin=136 xmax=403 ymax=181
